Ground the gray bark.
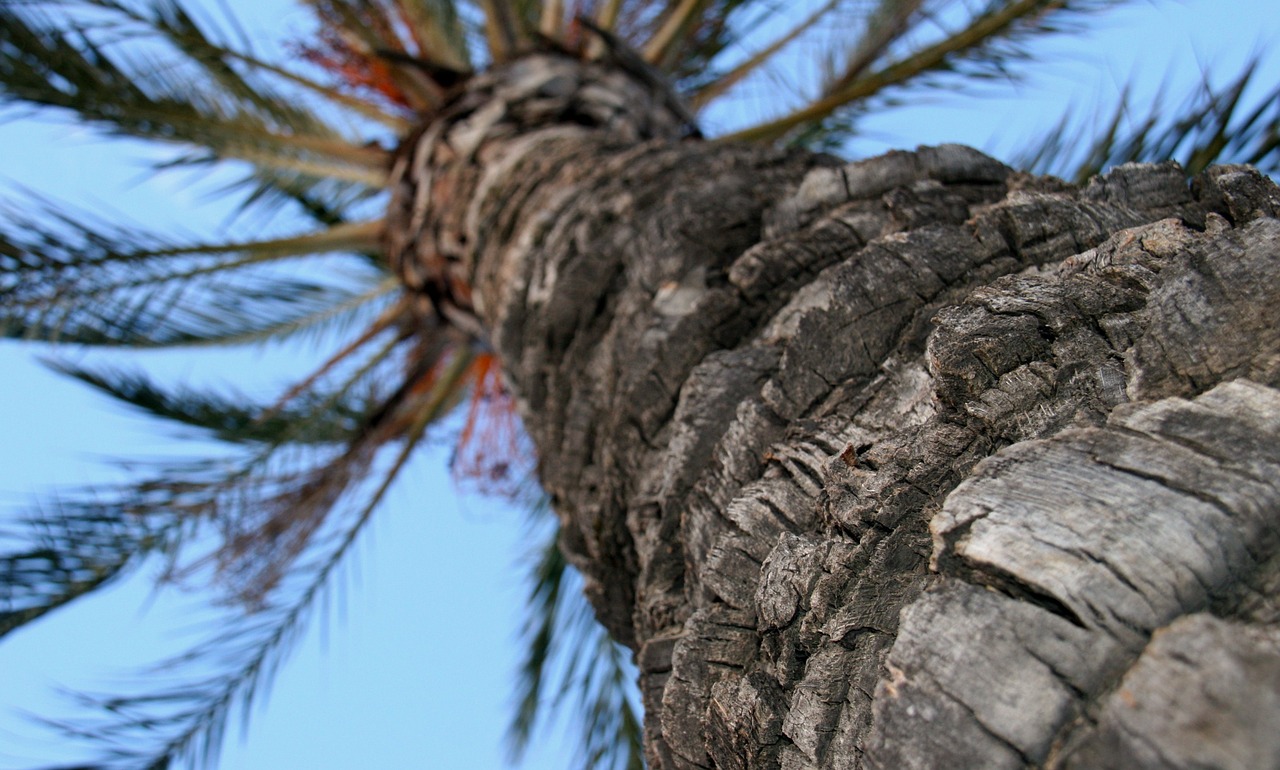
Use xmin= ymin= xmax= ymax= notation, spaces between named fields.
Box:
xmin=387 ymin=55 xmax=1280 ymax=769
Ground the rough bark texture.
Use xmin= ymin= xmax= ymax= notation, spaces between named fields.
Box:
xmin=387 ymin=56 xmax=1280 ymax=769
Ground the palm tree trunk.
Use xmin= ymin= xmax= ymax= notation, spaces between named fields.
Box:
xmin=390 ymin=54 xmax=1280 ymax=769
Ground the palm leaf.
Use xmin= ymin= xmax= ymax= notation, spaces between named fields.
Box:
xmin=1017 ymin=58 xmax=1280 ymax=182
xmin=32 ymin=447 xmax=414 ymax=769
xmin=509 ymin=520 xmax=644 ymax=770
xmin=0 ymin=500 xmax=171 ymax=640
xmin=191 ymin=160 xmax=388 ymax=254
xmin=477 ymin=0 xmax=525 ymax=61
xmin=226 ymin=48 xmax=413 ymax=130
xmin=394 ymin=0 xmax=472 ymax=70
xmin=135 ymin=0 xmax=414 ymax=144
xmin=688 ymin=0 xmax=841 ymax=111
xmin=0 ymin=2 xmax=388 ymax=183
xmin=721 ymin=0 xmax=1130 ymax=145
xmin=642 ymin=0 xmax=711 ymax=68
xmin=107 ymin=0 xmax=343 ymax=133
xmin=45 ymin=361 xmax=377 ymax=446
xmin=298 ymin=0 xmax=475 ymax=109
xmin=22 ymin=342 xmax=479 ymax=770
xmin=0 ymin=203 xmax=388 ymax=346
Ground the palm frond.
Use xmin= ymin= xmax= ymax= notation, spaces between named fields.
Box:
xmin=721 ymin=0 xmax=1129 ymax=145
xmin=8 ymin=334 xmax=466 ymax=687
xmin=34 ymin=433 xmax=426 ymax=769
xmin=688 ymin=0 xmax=840 ymax=111
xmin=49 ymin=295 xmax=428 ymax=469
xmin=45 ymin=361 xmax=375 ymax=446
xmin=394 ymin=0 xmax=472 ymax=70
xmin=227 ymin=46 xmax=413 ymax=130
xmin=1017 ymin=57 xmax=1280 ymax=183
xmin=298 ymin=0 xmax=476 ymax=110
xmin=478 ymin=0 xmax=525 ymax=61
xmin=79 ymin=0 xmax=415 ymax=188
xmin=642 ymin=0 xmax=710 ymax=68
xmin=24 ymin=338 xmax=485 ymax=769
xmin=302 ymin=0 xmax=426 ymax=59
xmin=0 ymin=499 xmax=170 ymax=640
xmin=509 ymin=524 xmax=644 ymax=770
xmin=828 ymin=0 xmax=928 ymax=96
xmin=644 ymin=0 xmax=760 ymax=85
xmin=508 ymin=514 xmax=563 ymax=759
xmin=107 ymin=0 xmax=346 ymax=133
xmin=540 ymin=0 xmax=566 ymax=37
xmin=215 ymin=169 xmax=385 ymax=248
xmin=0 ymin=2 xmax=388 ymax=183
xmin=0 ymin=201 xmax=388 ymax=346
xmin=191 ymin=273 xmax=399 ymax=349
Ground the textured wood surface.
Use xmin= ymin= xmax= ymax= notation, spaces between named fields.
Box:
xmin=386 ymin=71 xmax=1280 ymax=766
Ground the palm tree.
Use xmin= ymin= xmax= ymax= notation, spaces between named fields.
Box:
xmin=1 ymin=1 xmax=1277 ymax=768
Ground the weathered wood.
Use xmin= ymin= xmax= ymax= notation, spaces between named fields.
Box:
xmin=872 ymin=380 xmax=1280 ymax=768
xmin=386 ymin=64 xmax=1280 ymax=765
xmin=1056 ymin=613 xmax=1280 ymax=770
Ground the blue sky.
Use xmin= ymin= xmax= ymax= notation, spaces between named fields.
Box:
xmin=0 ymin=2 xmax=1277 ymax=768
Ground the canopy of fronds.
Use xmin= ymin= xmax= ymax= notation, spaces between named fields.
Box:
xmin=0 ymin=1 xmax=1276 ymax=768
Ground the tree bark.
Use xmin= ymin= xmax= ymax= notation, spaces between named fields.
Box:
xmin=389 ymin=55 xmax=1280 ymax=769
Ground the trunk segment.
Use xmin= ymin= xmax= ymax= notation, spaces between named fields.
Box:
xmin=387 ymin=55 xmax=1280 ymax=769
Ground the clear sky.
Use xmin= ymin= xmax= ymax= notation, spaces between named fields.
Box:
xmin=0 ymin=1 xmax=1277 ymax=769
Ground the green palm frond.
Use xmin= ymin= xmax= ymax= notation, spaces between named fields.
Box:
xmin=45 ymin=360 xmax=375 ymax=446
xmin=299 ymin=0 xmax=474 ymax=109
xmin=30 ymin=448 xmax=420 ymax=769
xmin=227 ymin=48 xmax=413 ymax=130
xmin=1 ymin=499 xmax=171 ymax=640
xmin=687 ymin=0 xmax=841 ymax=111
xmin=0 ymin=204 xmax=388 ymax=346
xmin=19 ymin=342 xmax=474 ymax=770
xmin=0 ymin=2 xmax=389 ymax=183
xmin=4 ymin=321 xmax=488 ymax=767
xmin=1017 ymin=58 xmax=1280 ymax=183
xmin=110 ymin=0 xmax=334 ymax=131
xmin=393 ymin=0 xmax=471 ymax=70
xmin=720 ymin=0 xmax=1129 ymax=145
xmin=510 ymin=524 xmax=645 ymax=770
xmin=200 ymin=163 xmax=387 ymax=257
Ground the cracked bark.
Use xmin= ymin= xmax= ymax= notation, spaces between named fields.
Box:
xmin=387 ymin=55 xmax=1280 ymax=769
